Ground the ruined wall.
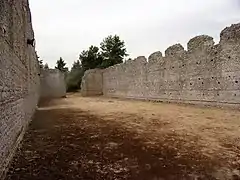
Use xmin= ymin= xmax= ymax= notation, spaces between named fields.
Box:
xmin=40 ymin=69 xmax=66 ymax=98
xmin=83 ymin=23 xmax=240 ymax=106
xmin=0 ymin=0 xmax=40 ymax=178
xmin=81 ymin=69 xmax=103 ymax=96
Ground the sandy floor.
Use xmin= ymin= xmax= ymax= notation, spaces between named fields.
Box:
xmin=6 ymin=94 xmax=240 ymax=180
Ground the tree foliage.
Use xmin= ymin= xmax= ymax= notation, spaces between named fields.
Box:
xmin=66 ymin=34 xmax=128 ymax=92
xmin=100 ymin=35 xmax=128 ymax=68
xmin=79 ymin=35 xmax=127 ymax=71
xmin=71 ymin=60 xmax=82 ymax=71
xmin=66 ymin=60 xmax=84 ymax=92
xmin=55 ymin=57 xmax=68 ymax=72
xmin=79 ymin=46 xmax=103 ymax=71
xmin=44 ymin=63 xmax=49 ymax=69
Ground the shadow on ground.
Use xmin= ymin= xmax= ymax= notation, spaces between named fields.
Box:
xmin=6 ymin=101 xmax=228 ymax=180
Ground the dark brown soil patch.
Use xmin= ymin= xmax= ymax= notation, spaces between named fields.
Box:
xmin=6 ymin=104 xmax=223 ymax=180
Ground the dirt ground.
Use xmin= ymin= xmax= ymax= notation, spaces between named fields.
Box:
xmin=6 ymin=94 xmax=240 ymax=180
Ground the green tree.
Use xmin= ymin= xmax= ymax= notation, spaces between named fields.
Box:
xmin=44 ymin=63 xmax=49 ymax=69
xmin=55 ymin=57 xmax=68 ymax=72
xmin=71 ymin=60 xmax=82 ymax=71
xmin=100 ymin=35 xmax=128 ymax=68
xmin=66 ymin=60 xmax=84 ymax=92
xmin=79 ymin=46 xmax=103 ymax=71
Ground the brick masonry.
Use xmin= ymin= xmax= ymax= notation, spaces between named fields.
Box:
xmin=0 ymin=0 xmax=40 ymax=178
xmin=81 ymin=23 xmax=240 ymax=106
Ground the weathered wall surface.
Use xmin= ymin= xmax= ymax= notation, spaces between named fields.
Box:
xmin=81 ymin=69 xmax=103 ymax=96
xmin=83 ymin=23 xmax=240 ymax=106
xmin=40 ymin=69 xmax=66 ymax=98
xmin=0 ymin=0 xmax=40 ymax=178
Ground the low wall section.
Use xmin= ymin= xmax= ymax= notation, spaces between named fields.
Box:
xmin=40 ymin=69 xmax=66 ymax=99
xmin=81 ymin=69 xmax=103 ymax=96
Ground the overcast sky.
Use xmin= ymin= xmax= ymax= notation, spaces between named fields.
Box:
xmin=29 ymin=0 xmax=240 ymax=68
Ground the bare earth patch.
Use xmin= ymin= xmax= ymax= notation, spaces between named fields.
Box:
xmin=6 ymin=94 xmax=240 ymax=180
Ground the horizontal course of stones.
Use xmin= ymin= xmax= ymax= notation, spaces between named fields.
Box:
xmin=0 ymin=0 xmax=40 ymax=178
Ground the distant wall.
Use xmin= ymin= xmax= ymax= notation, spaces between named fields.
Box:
xmin=81 ymin=69 xmax=103 ymax=96
xmin=40 ymin=69 xmax=66 ymax=98
xmin=0 ymin=0 xmax=40 ymax=178
xmin=82 ymin=23 xmax=240 ymax=106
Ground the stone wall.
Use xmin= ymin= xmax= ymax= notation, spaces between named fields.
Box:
xmin=83 ymin=23 xmax=240 ymax=106
xmin=40 ymin=69 xmax=66 ymax=98
xmin=0 ymin=0 xmax=40 ymax=178
xmin=81 ymin=69 xmax=103 ymax=96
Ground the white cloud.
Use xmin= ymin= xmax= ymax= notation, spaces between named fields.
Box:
xmin=29 ymin=0 xmax=240 ymax=68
